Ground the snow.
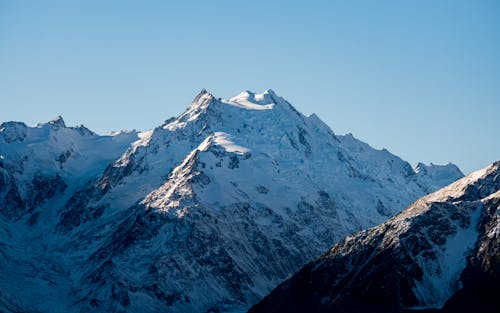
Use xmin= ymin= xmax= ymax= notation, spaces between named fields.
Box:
xmin=424 ymin=165 xmax=490 ymax=202
xmin=0 ymin=118 xmax=139 ymax=187
xmin=486 ymin=190 xmax=500 ymax=239
xmin=411 ymin=203 xmax=482 ymax=309
xmin=212 ymin=132 xmax=251 ymax=154
xmin=393 ymin=163 xmax=500 ymax=309
xmin=222 ymin=90 xmax=276 ymax=110
xmin=48 ymin=115 xmax=66 ymax=127
xmin=131 ymin=129 xmax=155 ymax=149
xmin=82 ymin=89 xmax=462 ymax=312
xmin=0 ymin=89 xmax=465 ymax=313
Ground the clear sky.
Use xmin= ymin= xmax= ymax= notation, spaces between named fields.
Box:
xmin=1 ymin=0 xmax=499 ymax=174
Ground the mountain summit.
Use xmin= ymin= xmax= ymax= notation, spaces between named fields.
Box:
xmin=0 ymin=90 xmax=463 ymax=312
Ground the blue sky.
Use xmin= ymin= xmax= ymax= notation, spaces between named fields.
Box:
xmin=1 ymin=0 xmax=499 ymax=174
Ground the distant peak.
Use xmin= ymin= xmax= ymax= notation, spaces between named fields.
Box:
xmin=235 ymin=88 xmax=278 ymax=97
xmin=416 ymin=162 xmax=461 ymax=171
xmin=263 ymin=88 xmax=277 ymax=96
xmin=198 ymin=88 xmax=210 ymax=97
xmin=0 ymin=121 xmax=28 ymax=143
xmin=163 ymin=89 xmax=216 ymax=130
xmin=415 ymin=162 xmax=464 ymax=181
xmin=233 ymin=90 xmax=254 ymax=98
xmin=48 ymin=115 xmax=66 ymax=128
xmin=229 ymin=89 xmax=280 ymax=106
xmin=193 ymin=88 xmax=214 ymax=103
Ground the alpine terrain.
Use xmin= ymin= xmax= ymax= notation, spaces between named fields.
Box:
xmin=250 ymin=161 xmax=500 ymax=313
xmin=0 ymin=89 xmax=463 ymax=313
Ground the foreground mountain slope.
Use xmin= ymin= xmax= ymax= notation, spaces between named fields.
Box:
xmin=249 ymin=161 xmax=500 ymax=313
xmin=0 ymin=90 xmax=463 ymax=313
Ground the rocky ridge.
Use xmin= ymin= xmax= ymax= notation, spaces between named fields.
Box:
xmin=250 ymin=162 xmax=500 ymax=313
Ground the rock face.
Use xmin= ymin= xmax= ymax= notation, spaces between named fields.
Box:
xmin=0 ymin=90 xmax=463 ymax=313
xmin=249 ymin=162 xmax=500 ymax=313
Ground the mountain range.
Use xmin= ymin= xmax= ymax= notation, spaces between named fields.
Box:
xmin=250 ymin=161 xmax=500 ymax=313
xmin=0 ymin=89 xmax=464 ymax=312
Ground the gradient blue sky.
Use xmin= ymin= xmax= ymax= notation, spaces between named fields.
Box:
xmin=1 ymin=0 xmax=499 ymax=174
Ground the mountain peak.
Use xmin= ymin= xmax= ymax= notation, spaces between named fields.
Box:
xmin=162 ymin=89 xmax=216 ymax=131
xmin=415 ymin=162 xmax=461 ymax=174
xmin=48 ymin=115 xmax=66 ymax=128
xmin=264 ymin=88 xmax=277 ymax=96
xmin=192 ymin=88 xmax=214 ymax=104
xmin=0 ymin=88 xmax=470 ymax=313
xmin=229 ymin=89 xmax=280 ymax=106
xmin=413 ymin=162 xmax=464 ymax=194
xmin=0 ymin=121 xmax=28 ymax=143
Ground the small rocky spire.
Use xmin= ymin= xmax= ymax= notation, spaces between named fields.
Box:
xmin=192 ymin=88 xmax=213 ymax=104
xmin=48 ymin=115 xmax=66 ymax=128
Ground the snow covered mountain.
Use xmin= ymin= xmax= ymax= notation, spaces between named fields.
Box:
xmin=249 ymin=161 xmax=500 ymax=313
xmin=0 ymin=89 xmax=463 ymax=313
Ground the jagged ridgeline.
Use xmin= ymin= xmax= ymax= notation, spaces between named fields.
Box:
xmin=250 ymin=162 xmax=500 ymax=313
xmin=0 ymin=90 xmax=463 ymax=313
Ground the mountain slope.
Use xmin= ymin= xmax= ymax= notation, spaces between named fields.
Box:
xmin=0 ymin=118 xmax=139 ymax=312
xmin=249 ymin=161 xmax=500 ymax=313
xmin=0 ymin=90 xmax=463 ymax=313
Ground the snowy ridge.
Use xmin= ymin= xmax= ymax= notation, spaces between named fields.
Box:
xmin=0 ymin=118 xmax=140 ymax=312
xmin=0 ymin=117 xmax=139 ymax=220
xmin=250 ymin=161 xmax=500 ymax=313
xmin=0 ymin=90 xmax=464 ymax=313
